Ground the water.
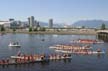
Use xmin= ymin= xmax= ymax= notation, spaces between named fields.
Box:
xmin=0 ymin=33 xmax=108 ymax=71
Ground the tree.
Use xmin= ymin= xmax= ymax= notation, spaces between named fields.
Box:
xmin=101 ymin=23 xmax=106 ymax=30
xmin=13 ymin=28 xmax=16 ymax=32
xmin=0 ymin=25 xmax=5 ymax=31
xmin=82 ymin=26 xmax=85 ymax=29
xmin=29 ymin=27 xmax=32 ymax=32
xmin=33 ymin=28 xmax=38 ymax=31
xmin=39 ymin=27 xmax=46 ymax=31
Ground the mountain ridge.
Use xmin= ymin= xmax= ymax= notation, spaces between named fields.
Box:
xmin=72 ymin=20 xmax=108 ymax=28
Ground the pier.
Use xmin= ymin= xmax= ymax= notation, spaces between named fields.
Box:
xmin=97 ymin=30 xmax=108 ymax=41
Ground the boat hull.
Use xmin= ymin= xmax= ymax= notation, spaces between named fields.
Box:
xmin=55 ymin=50 xmax=105 ymax=54
xmin=0 ymin=54 xmax=72 ymax=65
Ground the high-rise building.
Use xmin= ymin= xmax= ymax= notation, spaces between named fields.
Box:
xmin=36 ymin=21 xmax=40 ymax=27
xmin=34 ymin=20 xmax=37 ymax=27
xmin=28 ymin=16 xmax=35 ymax=28
xmin=28 ymin=17 xmax=30 ymax=27
xmin=34 ymin=20 xmax=40 ymax=27
xmin=49 ymin=19 xmax=53 ymax=28
xmin=34 ymin=20 xmax=37 ymax=26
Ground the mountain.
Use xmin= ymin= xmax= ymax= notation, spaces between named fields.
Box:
xmin=38 ymin=22 xmax=48 ymax=27
xmin=72 ymin=20 xmax=108 ymax=28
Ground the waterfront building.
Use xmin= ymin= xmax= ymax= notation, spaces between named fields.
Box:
xmin=34 ymin=20 xmax=39 ymax=27
xmin=9 ymin=19 xmax=22 ymax=29
xmin=10 ymin=21 xmax=20 ymax=29
xmin=20 ymin=22 xmax=29 ymax=28
xmin=28 ymin=16 xmax=35 ymax=28
xmin=0 ymin=19 xmax=19 ymax=28
xmin=49 ymin=19 xmax=53 ymax=28
xmin=34 ymin=20 xmax=37 ymax=27
xmin=36 ymin=21 xmax=40 ymax=27
xmin=0 ymin=21 xmax=11 ymax=28
xmin=28 ymin=17 xmax=30 ymax=27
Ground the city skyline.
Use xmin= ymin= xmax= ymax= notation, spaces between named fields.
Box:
xmin=0 ymin=0 xmax=108 ymax=24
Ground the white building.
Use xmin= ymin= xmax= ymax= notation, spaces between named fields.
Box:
xmin=0 ymin=21 xmax=11 ymax=28
xmin=0 ymin=20 xmax=23 ymax=29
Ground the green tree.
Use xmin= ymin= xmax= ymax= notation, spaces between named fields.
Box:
xmin=29 ymin=27 xmax=32 ymax=32
xmin=101 ymin=23 xmax=106 ymax=30
xmin=13 ymin=28 xmax=16 ymax=32
xmin=82 ymin=26 xmax=85 ymax=29
xmin=40 ymin=27 xmax=46 ymax=31
xmin=0 ymin=25 xmax=5 ymax=31
xmin=33 ymin=28 xmax=38 ymax=31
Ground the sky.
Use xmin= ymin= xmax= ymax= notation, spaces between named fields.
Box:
xmin=0 ymin=0 xmax=108 ymax=24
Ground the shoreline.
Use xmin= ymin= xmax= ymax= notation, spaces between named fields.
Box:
xmin=0 ymin=31 xmax=97 ymax=35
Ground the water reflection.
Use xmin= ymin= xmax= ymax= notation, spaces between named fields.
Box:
xmin=0 ymin=65 xmax=9 ymax=69
xmin=8 ymin=46 xmax=20 ymax=50
xmin=0 ymin=59 xmax=72 ymax=69
xmin=63 ymin=59 xmax=71 ymax=63
xmin=97 ymin=54 xmax=105 ymax=59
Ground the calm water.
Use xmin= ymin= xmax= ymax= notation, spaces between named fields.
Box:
xmin=0 ymin=33 xmax=108 ymax=71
